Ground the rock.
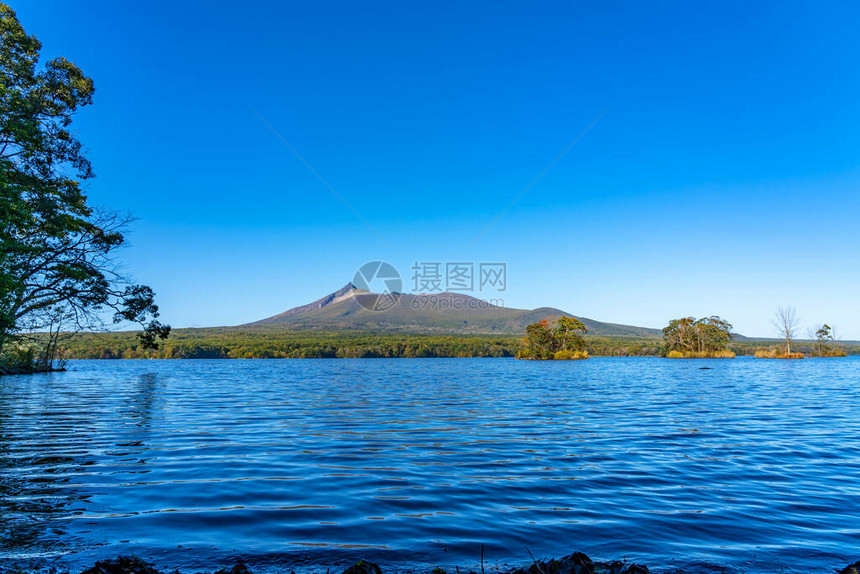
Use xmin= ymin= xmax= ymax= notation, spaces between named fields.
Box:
xmin=595 ymin=560 xmax=649 ymax=574
xmin=213 ymin=565 xmax=251 ymax=574
xmin=80 ymin=557 xmax=162 ymax=574
xmin=511 ymin=553 xmax=648 ymax=574
xmin=566 ymin=552 xmax=596 ymax=573
xmin=342 ymin=561 xmax=383 ymax=574
xmin=839 ymin=561 xmax=860 ymax=574
xmin=510 ymin=551 xmax=595 ymax=574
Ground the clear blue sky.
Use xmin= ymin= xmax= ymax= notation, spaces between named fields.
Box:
xmin=16 ymin=1 xmax=860 ymax=337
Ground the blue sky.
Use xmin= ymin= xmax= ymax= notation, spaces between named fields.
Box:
xmin=16 ymin=1 xmax=860 ymax=337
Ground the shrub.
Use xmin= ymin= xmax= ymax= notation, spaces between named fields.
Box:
xmin=819 ymin=349 xmax=848 ymax=358
xmin=754 ymin=349 xmax=805 ymax=359
xmin=710 ymin=350 xmax=736 ymax=358
xmin=0 ymin=345 xmax=36 ymax=374
xmin=553 ymin=349 xmax=588 ymax=360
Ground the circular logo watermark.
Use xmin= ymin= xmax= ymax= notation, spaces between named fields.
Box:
xmin=352 ymin=261 xmax=402 ymax=312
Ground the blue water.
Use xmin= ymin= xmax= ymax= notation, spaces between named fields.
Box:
xmin=1 ymin=357 xmax=859 ymax=573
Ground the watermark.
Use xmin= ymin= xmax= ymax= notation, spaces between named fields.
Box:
xmin=479 ymin=263 xmax=506 ymax=292
xmin=409 ymin=294 xmax=505 ymax=311
xmin=352 ymin=261 xmax=507 ymax=312
xmin=411 ymin=261 xmax=507 ymax=293
xmin=352 ymin=261 xmax=402 ymax=311
xmin=411 ymin=261 xmax=444 ymax=292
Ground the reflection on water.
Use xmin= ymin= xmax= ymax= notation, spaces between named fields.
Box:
xmin=124 ymin=372 xmax=159 ymax=429
xmin=0 ymin=374 xmax=92 ymax=558
xmin=1 ymin=358 xmax=859 ymax=573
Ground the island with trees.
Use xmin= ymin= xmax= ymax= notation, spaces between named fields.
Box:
xmin=810 ymin=324 xmax=847 ymax=357
xmin=755 ymin=306 xmax=846 ymax=359
xmin=661 ymin=316 xmax=735 ymax=358
xmin=755 ymin=306 xmax=805 ymax=359
xmin=517 ymin=317 xmax=589 ymax=360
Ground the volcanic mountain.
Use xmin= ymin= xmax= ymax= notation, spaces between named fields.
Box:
xmin=243 ymin=283 xmax=661 ymax=337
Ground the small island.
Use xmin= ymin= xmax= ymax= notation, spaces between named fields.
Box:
xmin=809 ymin=324 xmax=848 ymax=357
xmin=754 ymin=307 xmax=846 ymax=359
xmin=662 ymin=316 xmax=735 ymax=358
xmin=517 ymin=317 xmax=589 ymax=360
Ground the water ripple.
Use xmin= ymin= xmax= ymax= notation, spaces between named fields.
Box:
xmin=1 ymin=357 xmax=859 ymax=573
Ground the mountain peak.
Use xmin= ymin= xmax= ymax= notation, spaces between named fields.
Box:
xmin=244 ymin=282 xmax=361 ymax=326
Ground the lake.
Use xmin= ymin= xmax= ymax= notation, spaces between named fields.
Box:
xmin=1 ymin=357 xmax=858 ymax=573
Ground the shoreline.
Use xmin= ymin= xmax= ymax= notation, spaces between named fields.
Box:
xmin=30 ymin=552 xmax=858 ymax=574
xmin=0 ymin=365 xmax=66 ymax=376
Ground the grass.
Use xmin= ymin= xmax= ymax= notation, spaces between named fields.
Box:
xmin=754 ymin=349 xmax=805 ymax=359
xmin=552 ymin=350 xmax=589 ymax=360
xmin=813 ymin=349 xmax=848 ymax=358
xmin=666 ymin=350 xmax=736 ymax=359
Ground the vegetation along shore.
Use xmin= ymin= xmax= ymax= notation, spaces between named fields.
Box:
xmin=2 ymin=304 xmax=853 ymax=372
xmin=0 ymin=328 xmax=852 ymax=367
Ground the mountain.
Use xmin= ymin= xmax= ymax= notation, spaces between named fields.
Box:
xmin=242 ymin=283 xmax=661 ymax=337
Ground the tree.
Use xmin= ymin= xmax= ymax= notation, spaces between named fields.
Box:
xmin=662 ymin=315 xmax=733 ymax=355
xmin=520 ymin=316 xmax=589 ymax=359
xmin=554 ymin=316 xmax=587 ymax=351
xmin=696 ymin=316 xmax=733 ymax=351
xmin=0 ymin=3 xmax=168 ymax=369
xmin=663 ymin=317 xmax=696 ymax=353
xmin=813 ymin=324 xmax=834 ymax=356
xmin=523 ymin=319 xmax=556 ymax=359
xmin=772 ymin=306 xmax=799 ymax=355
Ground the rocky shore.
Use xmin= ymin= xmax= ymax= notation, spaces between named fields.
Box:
xmin=74 ymin=553 xmax=648 ymax=574
xmin=14 ymin=552 xmax=855 ymax=574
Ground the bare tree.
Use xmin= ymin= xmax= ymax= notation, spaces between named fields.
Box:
xmin=773 ymin=305 xmax=800 ymax=355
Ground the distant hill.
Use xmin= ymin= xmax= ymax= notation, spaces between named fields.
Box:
xmin=242 ymin=283 xmax=662 ymax=337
